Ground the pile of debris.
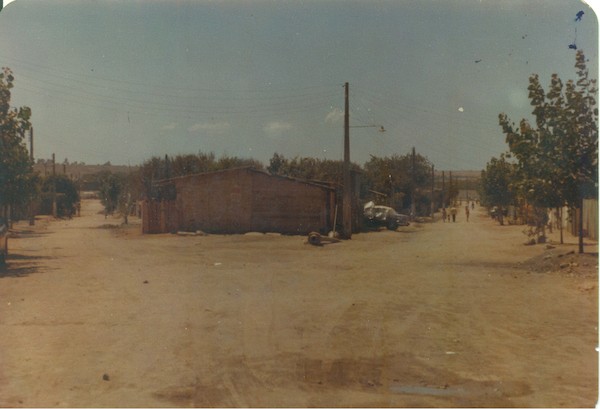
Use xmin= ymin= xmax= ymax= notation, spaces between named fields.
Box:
xmin=519 ymin=245 xmax=598 ymax=276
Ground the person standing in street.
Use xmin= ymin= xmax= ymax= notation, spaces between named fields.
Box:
xmin=450 ymin=206 xmax=457 ymax=222
xmin=465 ymin=205 xmax=470 ymax=222
xmin=442 ymin=207 xmax=447 ymax=223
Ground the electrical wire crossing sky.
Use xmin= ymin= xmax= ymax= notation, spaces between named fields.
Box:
xmin=0 ymin=0 xmax=597 ymax=171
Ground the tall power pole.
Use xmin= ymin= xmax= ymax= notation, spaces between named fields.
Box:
xmin=441 ymin=171 xmax=445 ymax=208
xmin=431 ymin=164 xmax=435 ymax=219
xmin=342 ymin=82 xmax=352 ymax=239
xmin=52 ymin=153 xmax=57 ymax=217
xmin=449 ymin=171 xmax=453 ymax=206
xmin=29 ymin=127 xmax=34 ymax=225
xmin=410 ymin=146 xmax=416 ymax=219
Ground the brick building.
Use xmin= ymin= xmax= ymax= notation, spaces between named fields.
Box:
xmin=141 ymin=167 xmax=337 ymax=235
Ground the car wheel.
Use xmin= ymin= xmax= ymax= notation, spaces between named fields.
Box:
xmin=387 ymin=221 xmax=398 ymax=231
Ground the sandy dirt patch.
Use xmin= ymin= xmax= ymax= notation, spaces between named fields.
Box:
xmin=0 ymin=199 xmax=597 ymax=407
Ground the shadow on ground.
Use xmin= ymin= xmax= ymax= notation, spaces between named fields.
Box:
xmin=0 ymin=254 xmax=53 ymax=278
xmin=8 ymin=230 xmax=52 ymax=239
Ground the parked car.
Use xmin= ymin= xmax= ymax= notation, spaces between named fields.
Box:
xmin=363 ymin=201 xmax=409 ymax=231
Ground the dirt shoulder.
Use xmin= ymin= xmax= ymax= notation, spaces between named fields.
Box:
xmin=0 ymin=200 xmax=597 ymax=407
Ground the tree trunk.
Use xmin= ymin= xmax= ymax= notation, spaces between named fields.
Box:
xmin=558 ymin=207 xmax=564 ymax=245
xmin=578 ymin=197 xmax=584 ymax=254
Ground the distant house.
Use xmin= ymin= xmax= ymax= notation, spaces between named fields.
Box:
xmin=141 ymin=167 xmax=337 ymax=235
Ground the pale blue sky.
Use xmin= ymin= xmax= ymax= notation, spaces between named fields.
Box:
xmin=0 ymin=0 xmax=597 ymax=170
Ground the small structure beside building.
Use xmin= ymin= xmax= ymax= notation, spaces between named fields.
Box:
xmin=141 ymin=167 xmax=337 ymax=235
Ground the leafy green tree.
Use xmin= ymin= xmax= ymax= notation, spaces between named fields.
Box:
xmin=363 ymin=152 xmax=433 ymax=214
xmin=0 ymin=67 xmax=35 ymax=221
xmin=139 ymin=152 xmax=264 ymax=200
xmin=498 ymin=50 xmax=597 ymax=251
xmin=98 ymin=171 xmax=123 ymax=216
xmin=95 ymin=171 xmax=141 ymax=224
xmin=268 ymin=153 xmax=347 ymax=183
xmin=217 ymin=154 xmax=263 ymax=170
xmin=266 ymin=152 xmax=287 ymax=175
xmin=564 ymin=51 xmax=598 ymax=252
xmin=479 ymin=154 xmax=516 ymax=225
xmin=170 ymin=152 xmax=217 ymax=176
xmin=40 ymin=175 xmax=79 ymax=218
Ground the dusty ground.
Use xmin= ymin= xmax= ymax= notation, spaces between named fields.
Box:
xmin=0 ymin=199 xmax=597 ymax=407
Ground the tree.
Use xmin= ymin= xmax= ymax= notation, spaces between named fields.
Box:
xmin=0 ymin=67 xmax=35 ymax=221
xmin=363 ymin=152 xmax=433 ymax=214
xmin=94 ymin=170 xmax=142 ymax=224
xmin=479 ymin=154 xmax=516 ymax=226
xmin=267 ymin=152 xmax=348 ymax=183
xmin=564 ymin=51 xmax=598 ymax=252
xmin=139 ymin=152 xmax=264 ymax=200
xmin=498 ymin=50 xmax=598 ymax=251
xmin=40 ymin=175 xmax=79 ymax=218
xmin=266 ymin=152 xmax=287 ymax=175
xmin=97 ymin=171 xmax=123 ymax=216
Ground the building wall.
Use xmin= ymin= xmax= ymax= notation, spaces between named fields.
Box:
xmin=173 ymin=169 xmax=254 ymax=233
xmin=250 ymin=171 xmax=331 ymax=234
xmin=160 ymin=168 xmax=333 ymax=234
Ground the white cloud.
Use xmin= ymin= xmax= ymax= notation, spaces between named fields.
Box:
xmin=187 ymin=121 xmax=231 ymax=133
xmin=263 ymin=121 xmax=293 ymax=136
xmin=325 ymin=107 xmax=344 ymax=124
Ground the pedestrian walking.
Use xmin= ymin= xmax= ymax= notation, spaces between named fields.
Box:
xmin=465 ymin=205 xmax=470 ymax=222
xmin=450 ymin=206 xmax=457 ymax=222
xmin=442 ymin=207 xmax=447 ymax=222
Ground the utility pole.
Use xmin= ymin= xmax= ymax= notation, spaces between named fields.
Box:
xmin=441 ymin=171 xmax=445 ymax=208
xmin=431 ymin=164 xmax=435 ymax=219
xmin=449 ymin=171 xmax=453 ymax=207
xmin=342 ymin=82 xmax=352 ymax=239
xmin=29 ymin=127 xmax=34 ymax=225
xmin=410 ymin=146 xmax=416 ymax=220
xmin=52 ymin=153 xmax=57 ymax=217
xmin=340 ymin=82 xmax=385 ymax=237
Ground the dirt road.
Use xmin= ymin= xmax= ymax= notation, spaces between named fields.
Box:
xmin=0 ymin=200 xmax=597 ymax=407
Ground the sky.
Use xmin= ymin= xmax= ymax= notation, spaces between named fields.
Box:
xmin=0 ymin=0 xmax=597 ymax=171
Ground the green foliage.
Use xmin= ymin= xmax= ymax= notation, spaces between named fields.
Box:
xmin=41 ymin=175 xmax=79 ymax=217
xmin=95 ymin=171 xmax=141 ymax=223
xmin=267 ymin=152 xmax=349 ymax=184
xmin=497 ymin=50 xmax=598 ymax=245
xmin=139 ymin=152 xmax=264 ymax=200
xmin=97 ymin=171 xmax=124 ymax=215
xmin=498 ymin=50 xmax=598 ymax=210
xmin=268 ymin=151 xmax=435 ymax=215
xmin=363 ymin=152 xmax=433 ymax=213
xmin=0 ymin=67 xmax=35 ymax=217
xmin=479 ymin=154 xmax=516 ymax=208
